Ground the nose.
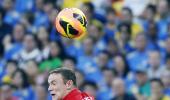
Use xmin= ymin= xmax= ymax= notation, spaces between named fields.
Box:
xmin=48 ymin=85 xmax=52 ymax=92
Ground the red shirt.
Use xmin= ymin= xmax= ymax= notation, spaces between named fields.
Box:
xmin=63 ymin=88 xmax=94 ymax=100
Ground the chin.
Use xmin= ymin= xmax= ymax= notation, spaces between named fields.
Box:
xmin=52 ymin=95 xmax=62 ymax=100
xmin=52 ymin=96 xmax=58 ymax=100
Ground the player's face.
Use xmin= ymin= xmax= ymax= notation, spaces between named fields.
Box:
xmin=48 ymin=73 xmax=67 ymax=100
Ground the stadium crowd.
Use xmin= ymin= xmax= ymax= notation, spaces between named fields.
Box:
xmin=0 ymin=0 xmax=170 ymax=100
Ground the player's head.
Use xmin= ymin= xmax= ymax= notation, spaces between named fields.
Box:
xmin=48 ymin=68 xmax=77 ymax=100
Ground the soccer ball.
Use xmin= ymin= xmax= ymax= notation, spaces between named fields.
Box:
xmin=55 ymin=8 xmax=87 ymax=39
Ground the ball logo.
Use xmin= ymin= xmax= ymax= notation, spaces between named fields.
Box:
xmin=59 ymin=19 xmax=79 ymax=38
xmin=73 ymin=13 xmax=87 ymax=27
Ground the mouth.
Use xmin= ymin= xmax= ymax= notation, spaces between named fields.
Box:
xmin=50 ymin=93 xmax=56 ymax=97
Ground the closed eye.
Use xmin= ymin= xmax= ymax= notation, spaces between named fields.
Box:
xmin=49 ymin=80 xmax=57 ymax=86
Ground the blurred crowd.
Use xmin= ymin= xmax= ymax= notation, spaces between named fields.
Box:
xmin=0 ymin=0 xmax=170 ymax=100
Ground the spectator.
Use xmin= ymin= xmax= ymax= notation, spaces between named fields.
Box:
xmin=34 ymin=84 xmax=48 ymax=100
xmin=48 ymin=7 xmax=61 ymax=42
xmin=149 ymin=78 xmax=170 ymax=100
xmin=62 ymin=56 xmax=77 ymax=71
xmin=96 ymin=51 xmax=109 ymax=69
xmin=32 ymin=0 xmax=50 ymax=33
xmin=145 ymin=21 xmax=160 ymax=50
xmin=81 ymin=81 xmax=98 ymax=99
xmin=157 ymin=0 xmax=170 ymax=35
xmin=111 ymin=78 xmax=136 ymax=100
xmin=3 ymin=0 xmax=21 ymax=26
xmin=14 ymin=34 xmax=42 ymax=66
xmin=62 ymin=38 xmax=78 ymax=57
xmin=87 ymin=20 xmax=106 ymax=55
xmin=0 ymin=82 xmax=19 ymax=100
xmin=163 ymin=37 xmax=170 ymax=57
xmin=5 ymin=60 xmax=18 ymax=78
xmin=75 ymin=70 xmax=85 ymax=89
xmin=12 ymin=69 xmax=35 ymax=100
xmin=104 ymin=7 xmax=117 ymax=42
xmin=77 ymin=37 xmax=103 ymax=83
xmin=24 ymin=60 xmax=39 ymax=85
xmin=134 ymin=68 xmax=151 ymax=99
xmin=87 ymin=20 xmax=103 ymax=42
xmin=127 ymin=33 xmax=148 ymax=71
xmin=143 ymin=4 xmax=157 ymax=22
xmin=4 ymin=23 xmax=25 ymax=60
xmin=102 ymin=68 xmax=116 ymax=88
xmin=97 ymin=68 xmax=116 ymax=100
xmin=113 ymin=54 xmax=130 ymax=78
xmin=161 ymin=71 xmax=170 ymax=96
xmin=142 ymin=4 xmax=157 ymax=33
xmin=106 ymin=39 xmax=120 ymax=57
xmin=116 ymin=22 xmax=134 ymax=53
xmin=120 ymin=7 xmax=143 ymax=40
xmin=39 ymin=41 xmax=63 ymax=72
xmin=36 ymin=26 xmax=50 ymax=59
xmin=147 ymin=50 xmax=163 ymax=79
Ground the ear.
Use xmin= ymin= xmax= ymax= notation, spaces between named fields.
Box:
xmin=66 ymin=80 xmax=73 ymax=90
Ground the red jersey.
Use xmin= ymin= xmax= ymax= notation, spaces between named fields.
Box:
xmin=63 ymin=88 xmax=94 ymax=100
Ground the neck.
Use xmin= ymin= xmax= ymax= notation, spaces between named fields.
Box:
xmin=63 ymin=88 xmax=76 ymax=99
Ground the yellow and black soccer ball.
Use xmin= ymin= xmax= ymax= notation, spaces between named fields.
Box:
xmin=55 ymin=8 xmax=87 ymax=39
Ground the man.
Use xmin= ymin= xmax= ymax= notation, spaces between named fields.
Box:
xmin=111 ymin=78 xmax=136 ymax=100
xmin=134 ymin=68 xmax=151 ymax=99
xmin=149 ymin=78 xmax=170 ymax=100
xmin=81 ymin=81 xmax=98 ymax=98
xmin=0 ymin=82 xmax=18 ymax=100
xmin=147 ymin=50 xmax=163 ymax=79
xmin=127 ymin=33 xmax=148 ymax=71
xmin=48 ymin=68 xmax=94 ymax=100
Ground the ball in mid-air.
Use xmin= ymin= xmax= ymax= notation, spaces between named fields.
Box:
xmin=55 ymin=8 xmax=87 ymax=39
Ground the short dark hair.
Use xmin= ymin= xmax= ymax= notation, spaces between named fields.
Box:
xmin=7 ymin=59 xmax=18 ymax=65
xmin=12 ymin=68 xmax=30 ymax=88
xmin=146 ymin=4 xmax=156 ymax=14
xmin=83 ymin=2 xmax=94 ymax=13
xmin=81 ymin=81 xmax=98 ymax=91
xmin=118 ymin=22 xmax=132 ymax=34
xmin=101 ymin=67 xmax=117 ymax=76
xmin=150 ymin=78 xmax=164 ymax=87
xmin=122 ymin=7 xmax=133 ymax=16
xmin=106 ymin=7 xmax=116 ymax=15
xmin=64 ymin=55 xmax=77 ymax=65
xmin=49 ymin=68 xmax=77 ymax=86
